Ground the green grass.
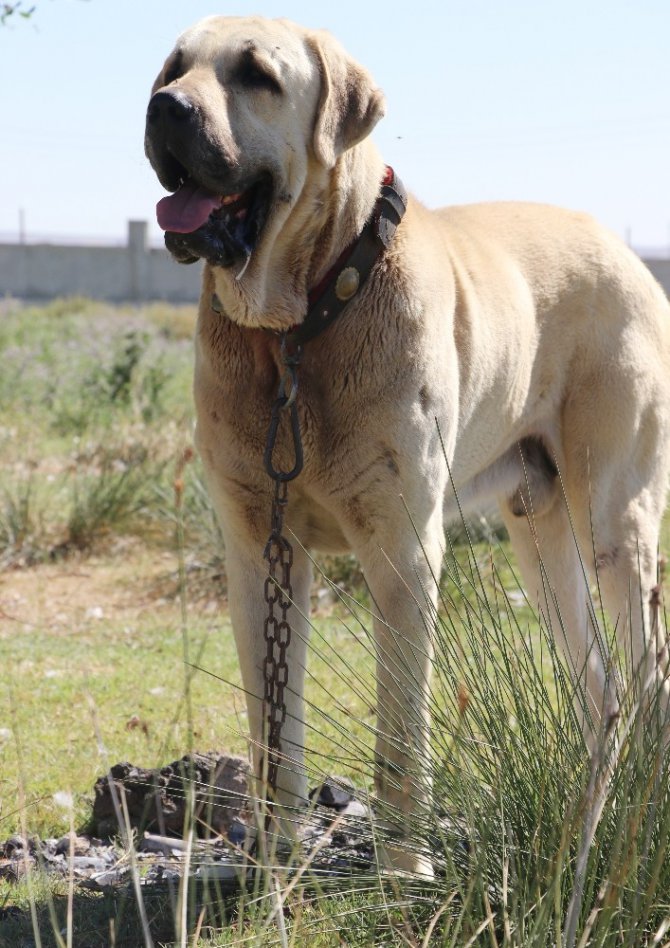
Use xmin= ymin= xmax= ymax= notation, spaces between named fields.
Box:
xmin=2 ymin=596 xmax=241 ymax=836
xmin=2 ymin=298 xmax=670 ymax=947
xmin=0 ymin=565 xmax=380 ymax=840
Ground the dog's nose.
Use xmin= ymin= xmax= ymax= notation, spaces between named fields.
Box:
xmin=146 ymin=89 xmax=194 ymax=126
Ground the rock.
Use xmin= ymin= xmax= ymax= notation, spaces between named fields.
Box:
xmin=91 ymin=752 xmax=250 ymax=839
xmin=309 ymin=777 xmax=355 ymax=810
xmin=54 ymin=834 xmax=91 ymax=857
xmin=1 ymin=835 xmax=27 ymax=857
xmin=340 ymin=799 xmax=369 ymax=820
xmin=196 ymin=862 xmax=240 ymax=882
xmin=139 ymin=834 xmax=180 ymax=855
xmin=69 ymin=856 xmax=112 ymax=873
xmin=0 ymin=860 xmax=21 ymax=882
xmin=192 ymin=752 xmax=250 ymax=836
xmin=91 ymin=760 xmax=173 ymax=838
xmin=142 ymin=864 xmax=182 ymax=885
xmin=89 ymin=866 xmax=131 ymax=888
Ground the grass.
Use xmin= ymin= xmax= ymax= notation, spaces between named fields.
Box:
xmin=1 ymin=297 xmax=670 ymax=946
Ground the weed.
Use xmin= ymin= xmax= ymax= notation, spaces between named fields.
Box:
xmin=0 ymin=476 xmax=44 ymax=568
xmin=105 ymin=331 xmax=147 ymax=404
xmin=59 ymin=456 xmax=156 ymax=555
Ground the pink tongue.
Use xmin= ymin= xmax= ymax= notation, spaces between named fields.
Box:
xmin=156 ymin=182 xmax=220 ymax=233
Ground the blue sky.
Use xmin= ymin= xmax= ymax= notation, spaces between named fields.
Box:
xmin=1 ymin=0 xmax=669 ymax=251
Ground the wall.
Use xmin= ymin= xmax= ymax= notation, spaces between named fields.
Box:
xmin=0 ymin=221 xmax=668 ymax=303
xmin=0 ymin=221 xmax=202 ymax=303
xmin=646 ymin=259 xmax=670 ymax=298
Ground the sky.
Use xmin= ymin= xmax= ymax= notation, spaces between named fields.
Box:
xmin=1 ymin=0 xmax=669 ymax=253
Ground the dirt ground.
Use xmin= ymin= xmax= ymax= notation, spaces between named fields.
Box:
xmin=0 ymin=543 xmax=223 ymax=637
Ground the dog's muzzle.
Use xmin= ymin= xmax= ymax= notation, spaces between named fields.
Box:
xmin=145 ymin=88 xmax=273 ymax=268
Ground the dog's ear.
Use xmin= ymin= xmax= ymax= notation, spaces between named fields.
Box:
xmin=308 ymin=31 xmax=386 ymax=169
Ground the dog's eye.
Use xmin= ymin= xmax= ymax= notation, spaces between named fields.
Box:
xmin=164 ymin=51 xmax=184 ymax=86
xmin=237 ymin=60 xmax=281 ymax=94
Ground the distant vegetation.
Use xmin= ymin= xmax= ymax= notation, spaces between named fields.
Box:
xmin=0 ymin=297 xmax=224 ymax=571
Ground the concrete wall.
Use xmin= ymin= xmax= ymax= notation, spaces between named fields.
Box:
xmin=646 ymin=259 xmax=670 ymax=298
xmin=0 ymin=221 xmax=202 ymax=303
xmin=0 ymin=220 xmax=668 ymax=303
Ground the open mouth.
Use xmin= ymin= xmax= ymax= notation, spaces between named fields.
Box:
xmin=156 ymin=173 xmax=273 ymax=269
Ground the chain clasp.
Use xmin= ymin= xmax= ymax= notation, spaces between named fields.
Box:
xmin=263 ymin=336 xmax=303 ymax=482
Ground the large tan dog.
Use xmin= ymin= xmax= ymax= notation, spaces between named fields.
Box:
xmin=146 ymin=15 xmax=670 ymax=874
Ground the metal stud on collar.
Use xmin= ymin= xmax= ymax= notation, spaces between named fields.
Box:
xmin=335 ymin=266 xmax=360 ymax=301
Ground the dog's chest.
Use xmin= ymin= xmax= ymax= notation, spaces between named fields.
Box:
xmin=194 ymin=322 xmax=425 ymax=549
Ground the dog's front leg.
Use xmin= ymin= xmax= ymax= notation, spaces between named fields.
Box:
xmin=357 ymin=518 xmax=443 ymax=878
xmin=224 ymin=535 xmax=312 ymax=838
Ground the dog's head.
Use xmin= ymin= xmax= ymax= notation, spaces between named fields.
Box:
xmin=145 ymin=16 xmax=385 ymax=273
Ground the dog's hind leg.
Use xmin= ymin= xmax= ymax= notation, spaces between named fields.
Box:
xmin=499 ymin=492 xmax=619 ymax=749
xmin=584 ymin=468 xmax=670 ymax=730
xmin=560 ymin=354 xmax=670 ymax=737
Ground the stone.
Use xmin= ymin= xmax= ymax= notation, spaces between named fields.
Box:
xmin=340 ymin=799 xmax=369 ymax=820
xmin=309 ymin=777 xmax=356 ymax=810
xmin=196 ymin=862 xmax=240 ymax=882
xmin=55 ymin=834 xmax=91 ymax=857
xmin=1 ymin=836 xmax=27 ymax=857
xmin=91 ymin=752 xmax=250 ymax=839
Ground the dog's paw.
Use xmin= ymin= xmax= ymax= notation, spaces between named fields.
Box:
xmin=378 ymin=839 xmax=435 ymax=879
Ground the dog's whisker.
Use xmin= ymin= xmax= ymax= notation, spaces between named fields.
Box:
xmin=235 ymin=250 xmax=252 ymax=281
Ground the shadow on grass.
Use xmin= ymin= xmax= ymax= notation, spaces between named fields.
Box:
xmin=0 ymin=879 xmax=237 ymax=948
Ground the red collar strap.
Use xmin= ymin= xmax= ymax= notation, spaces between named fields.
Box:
xmin=286 ymin=165 xmax=406 ymax=349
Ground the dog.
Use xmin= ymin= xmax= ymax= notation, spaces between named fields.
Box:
xmin=145 ymin=15 xmax=670 ymax=875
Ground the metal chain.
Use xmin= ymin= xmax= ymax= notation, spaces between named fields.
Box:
xmin=262 ymin=478 xmax=293 ymax=796
xmin=261 ymin=336 xmax=303 ymax=804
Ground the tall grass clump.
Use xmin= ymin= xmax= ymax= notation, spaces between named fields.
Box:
xmin=264 ymin=528 xmax=670 ymax=947
xmin=0 ymin=475 xmax=45 ymax=568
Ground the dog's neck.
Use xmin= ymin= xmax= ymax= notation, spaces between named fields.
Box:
xmin=307 ymin=143 xmax=388 ymax=288
xmin=207 ymin=139 xmax=387 ymax=333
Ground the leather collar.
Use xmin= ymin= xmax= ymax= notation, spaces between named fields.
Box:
xmin=210 ymin=166 xmax=407 ymax=348
xmin=286 ymin=166 xmax=407 ymax=349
